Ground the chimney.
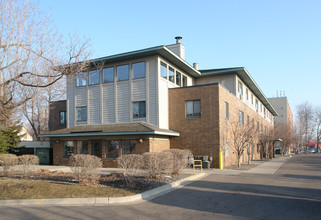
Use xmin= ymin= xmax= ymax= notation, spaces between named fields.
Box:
xmin=175 ymin=36 xmax=182 ymax=44
xmin=166 ymin=36 xmax=185 ymax=59
xmin=193 ymin=62 xmax=199 ymax=70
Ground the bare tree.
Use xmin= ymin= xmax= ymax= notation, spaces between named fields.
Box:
xmin=0 ymin=0 xmax=91 ymax=128
xmin=274 ymin=122 xmax=293 ymax=155
xmin=315 ymin=106 xmax=321 ymax=152
xmin=296 ymin=102 xmax=315 ymax=150
xmin=226 ymin=111 xmax=256 ymax=167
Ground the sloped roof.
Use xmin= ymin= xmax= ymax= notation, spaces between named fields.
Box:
xmin=199 ymin=67 xmax=278 ymax=116
xmin=39 ymin=122 xmax=180 ymax=137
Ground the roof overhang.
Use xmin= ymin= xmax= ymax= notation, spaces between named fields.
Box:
xmin=199 ymin=67 xmax=278 ymax=116
xmin=81 ymin=46 xmax=201 ymax=78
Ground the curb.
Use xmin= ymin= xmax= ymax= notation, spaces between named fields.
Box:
xmin=0 ymin=172 xmax=208 ymax=207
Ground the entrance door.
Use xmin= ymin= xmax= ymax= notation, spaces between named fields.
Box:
xmin=35 ymin=148 xmax=50 ymax=165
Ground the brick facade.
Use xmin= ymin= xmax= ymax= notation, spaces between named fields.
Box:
xmin=52 ymin=136 xmax=170 ymax=167
xmin=49 ymin=100 xmax=66 ymax=131
xmin=169 ymin=83 xmax=274 ymax=168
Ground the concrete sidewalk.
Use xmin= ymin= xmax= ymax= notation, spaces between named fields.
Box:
xmin=242 ymin=156 xmax=291 ymax=175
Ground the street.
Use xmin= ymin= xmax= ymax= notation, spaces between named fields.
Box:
xmin=0 ymin=154 xmax=321 ymax=220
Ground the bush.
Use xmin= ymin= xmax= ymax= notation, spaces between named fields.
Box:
xmin=143 ymin=151 xmax=173 ymax=179
xmin=117 ymin=154 xmax=143 ymax=185
xmin=165 ymin=149 xmax=192 ymax=175
xmin=70 ymin=154 xmax=102 ymax=185
xmin=18 ymin=155 xmax=39 ymax=178
xmin=0 ymin=154 xmax=18 ymax=176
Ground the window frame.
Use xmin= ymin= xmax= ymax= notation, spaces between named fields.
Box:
xmin=63 ymin=141 xmax=74 ymax=158
xmin=76 ymin=106 xmax=87 ymax=122
xmin=76 ymin=72 xmax=87 ymax=87
xmin=160 ymin=62 xmax=167 ymax=79
xmin=132 ymin=62 xmax=146 ymax=79
xmin=176 ymin=71 xmax=181 ymax=86
xmin=182 ymin=75 xmax=187 ymax=87
xmin=168 ymin=66 xmax=175 ymax=83
xmin=186 ymin=100 xmax=201 ymax=118
xmin=103 ymin=67 xmax=114 ymax=83
xmin=59 ymin=111 xmax=66 ymax=126
xmin=133 ymin=101 xmax=146 ymax=118
xmin=106 ymin=140 xmax=119 ymax=158
xmin=88 ymin=69 xmax=100 ymax=85
xmin=239 ymin=111 xmax=244 ymax=126
xmin=117 ymin=64 xmax=129 ymax=81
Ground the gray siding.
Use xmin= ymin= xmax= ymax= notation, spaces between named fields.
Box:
xmin=117 ymin=82 xmax=130 ymax=123
xmin=88 ymin=86 xmax=100 ymax=124
xmin=132 ymin=79 xmax=146 ymax=101
xmin=102 ymin=84 xmax=115 ymax=123
xmin=148 ymin=59 xmax=158 ymax=126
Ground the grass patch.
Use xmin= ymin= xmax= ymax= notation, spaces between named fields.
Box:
xmin=0 ymin=178 xmax=136 ymax=200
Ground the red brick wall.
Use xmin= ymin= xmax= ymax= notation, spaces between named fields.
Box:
xmin=49 ymin=100 xmax=66 ymax=131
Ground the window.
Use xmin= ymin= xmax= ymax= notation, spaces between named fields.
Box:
xmin=132 ymin=62 xmax=145 ymax=79
xmin=103 ymin=67 xmax=114 ymax=83
xmin=64 ymin=141 xmax=74 ymax=157
xmin=176 ymin=71 xmax=181 ymax=86
xmin=122 ymin=140 xmax=136 ymax=154
xmin=225 ymin=141 xmax=229 ymax=156
xmin=251 ymin=94 xmax=253 ymax=104
xmin=182 ymin=75 xmax=187 ymax=87
xmin=239 ymin=111 xmax=244 ymax=126
xmin=133 ymin=101 xmax=146 ymax=118
xmin=91 ymin=140 xmax=102 ymax=157
xmin=225 ymin=102 xmax=229 ymax=122
xmin=160 ymin=62 xmax=167 ymax=79
xmin=106 ymin=140 xmax=119 ymax=158
xmin=59 ymin=111 xmax=66 ymax=126
xmin=186 ymin=100 xmax=201 ymax=118
xmin=89 ymin=70 xmax=100 ymax=85
xmin=117 ymin=64 xmax=129 ymax=81
xmin=255 ymin=99 xmax=258 ymax=112
xmin=76 ymin=141 xmax=88 ymax=154
xmin=246 ymin=89 xmax=249 ymax=100
xmin=76 ymin=72 xmax=87 ymax=87
xmin=238 ymin=81 xmax=243 ymax=95
xmin=247 ymin=115 xmax=250 ymax=126
xmin=169 ymin=67 xmax=175 ymax=83
xmin=76 ymin=106 xmax=87 ymax=121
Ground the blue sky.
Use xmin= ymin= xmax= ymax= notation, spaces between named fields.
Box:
xmin=36 ymin=0 xmax=321 ymax=115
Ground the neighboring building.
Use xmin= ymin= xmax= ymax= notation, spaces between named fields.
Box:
xmin=41 ymin=37 xmax=277 ymax=168
xmin=268 ymin=96 xmax=293 ymax=153
xmin=19 ymin=126 xmax=33 ymax=141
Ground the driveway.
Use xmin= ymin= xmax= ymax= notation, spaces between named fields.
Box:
xmin=0 ymin=155 xmax=321 ymax=220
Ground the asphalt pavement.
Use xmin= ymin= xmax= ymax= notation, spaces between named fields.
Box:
xmin=0 ymin=155 xmax=320 ymax=220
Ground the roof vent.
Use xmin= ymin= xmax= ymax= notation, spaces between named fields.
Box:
xmin=175 ymin=36 xmax=182 ymax=44
xmin=193 ymin=62 xmax=199 ymax=70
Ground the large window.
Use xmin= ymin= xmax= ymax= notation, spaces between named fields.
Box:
xmin=89 ymin=70 xmax=100 ymax=85
xmin=103 ymin=67 xmax=114 ymax=83
xmin=76 ymin=106 xmax=87 ymax=121
xmin=133 ymin=101 xmax=146 ymax=118
xmin=106 ymin=140 xmax=119 ymax=158
xmin=186 ymin=100 xmax=201 ymax=118
xmin=76 ymin=73 xmax=87 ymax=87
xmin=225 ymin=102 xmax=229 ymax=122
xmin=160 ymin=62 xmax=167 ymax=79
xmin=183 ymin=75 xmax=187 ymax=87
xmin=117 ymin=64 xmax=129 ymax=81
xmin=59 ymin=111 xmax=66 ymax=126
xmin=255 ymin=99 xmax=259 ymax=112
xmin=122 ymin=140 xmax=136 ymax=154
xmin=76 ymin=141 xmax=88 ymax=154
xmin=176 ymin=71 xmax=181 ymax=86
xmin=239 ymin=111 xmax=244 ymax=126
xmin=168 ymin=67 xmax=175 ymax=83
xmin=64 ymin=141 xmax=74 ymax=157
xmin=91 ymin=140 xmax=102 ymax=157
xmin=132 ymin=62 xmax=145 ymax=79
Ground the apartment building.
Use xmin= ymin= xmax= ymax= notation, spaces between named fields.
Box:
xmin=42 ymin=37 xmax=277 ymax=168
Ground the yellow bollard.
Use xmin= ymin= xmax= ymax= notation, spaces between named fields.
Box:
xmin=219 ymin=152 xmax=223 ymax=169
